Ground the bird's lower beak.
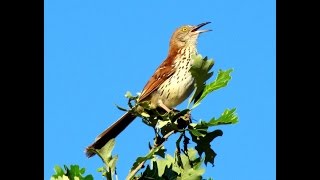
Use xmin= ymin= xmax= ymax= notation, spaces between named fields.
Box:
xmin=191 ymin=22 xmax=212 ymax=33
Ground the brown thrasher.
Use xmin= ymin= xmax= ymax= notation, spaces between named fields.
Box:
xmin=85 ymin=22 xmax=211 ymax=157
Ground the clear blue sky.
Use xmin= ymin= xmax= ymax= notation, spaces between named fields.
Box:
xmin=45 ymin=0 xmax=275 ymax=179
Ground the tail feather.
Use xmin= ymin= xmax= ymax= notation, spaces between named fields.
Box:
xmin=85 ymin=112 xmax=137 ymax=157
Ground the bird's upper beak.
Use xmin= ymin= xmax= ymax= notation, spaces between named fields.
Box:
xmin=191 ymin=22 xmax=212 ymax=33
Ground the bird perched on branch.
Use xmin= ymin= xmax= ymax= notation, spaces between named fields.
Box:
xmin=86 ymin=22 xmax=211 ymax=157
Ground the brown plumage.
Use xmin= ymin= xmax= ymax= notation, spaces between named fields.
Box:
xmin=85 ymin=22 xmax=211 ymax=157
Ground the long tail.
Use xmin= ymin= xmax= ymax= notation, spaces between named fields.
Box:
xmin=85 ymin=112 xmax=137 ymax=157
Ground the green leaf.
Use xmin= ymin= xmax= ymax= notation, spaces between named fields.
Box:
xmin=96 ymin=138 xmax=116 ymax=164
xmin=179 ymin=148 xmax=196 ymax=169
xmin=67 ymin=165 xmax=84 ymax=178
xmin=108 ymin=155 xmax=118 ymax=174
xmin=171 ymin=109 xmax=190 ymax=122
xmin=192 ymin=121 xmax=209 ymax=131
xmin=143 ymin=152 xmax=205 ymax=179
xmin=208 ymin=108 xmax=238 ymax=126
xmin=50 ymin=175 xmax=70 ymax=180
xmin=125 ymin=91 xmax=133 ymax=98
xmin=192 ymin=157 xmax=203 ymax=170
xmin=155 ymin=157 xmax=171 ymax=177
xmin=176 ymin=149 xmax=205 ymax=180
xmin=97 ymin=167 xmax=104 ymax=172
xmin=190 ymin=130 xmax=223 ymax=166
xmin=189 ymin=129 xmax=206 ymax=137
xmin=154 ymin=146 xmax=166 ymax=158
xmin=94 ymin=139 xmax=118 ymax=178
xmin=189 ymin=54 xmax=214 ymax=108
xmin=128 ymin=147 xmax=167 ymax=178
xmin=192 ymin=108 xmax=238 ymax=130
xmin=140 ymin=161 xmax=160 ymax=179
xmin=160 ymin=121 xmax=178 ymax=136
xmin=130 ymin=145 xmax=164 ymax=171
xmin=192 ymin=69 xmax=233 ymax=108
xmin=179 ymin=167 xmax=205 ymax=180
xmin=51 ymin=165 xmax=93 ymax=180
xmin=162 ymin=164 xmax=179 ymax=180
xmin=142 ymin=159 xmax=178 ymax=180
xmin=79 ymin=168 xmax=85 ymax=174
xmin=97 ymin=166 xmax=108 ymax=179
xmin=53 ymin=165 xmax=65 ymax=177
xmin=83 ymin=175 xmax=94 ymax=180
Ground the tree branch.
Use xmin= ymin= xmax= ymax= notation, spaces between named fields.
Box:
xmin=126 ymin=130 xmax=175 ymax=180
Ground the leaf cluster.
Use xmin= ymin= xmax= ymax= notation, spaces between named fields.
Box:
xmin=114 ymin=54 xmax=238 ymax=179
xmin=51 ymin=165 xmax=93 ymax=180
xmin=51 ymin=54 xmax=238 ymax=180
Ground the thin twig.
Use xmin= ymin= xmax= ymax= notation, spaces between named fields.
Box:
xmin=175 ymin=132 xmax=184 ymax=168
xmin=126 ymin=160 xmax=145 ymax=180
xmin=126 ymin=130 xmax=175 ymax=180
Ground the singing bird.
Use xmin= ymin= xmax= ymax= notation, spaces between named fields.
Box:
xmin=86 ymin=22 xmax=211 ymax=157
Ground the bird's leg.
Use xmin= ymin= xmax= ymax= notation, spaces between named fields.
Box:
xmin=157 ymin=99 xmax=172 ymax=113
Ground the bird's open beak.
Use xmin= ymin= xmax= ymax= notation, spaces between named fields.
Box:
xmin=191 ymin=22 xmax=212 ymax=33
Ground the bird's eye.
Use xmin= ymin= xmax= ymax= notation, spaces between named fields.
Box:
xmin=181 ymin=27 xmax=188 ymax=32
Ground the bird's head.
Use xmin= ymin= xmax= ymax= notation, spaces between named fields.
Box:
xmin=170 ymin=22 xmax=211 ymax=49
